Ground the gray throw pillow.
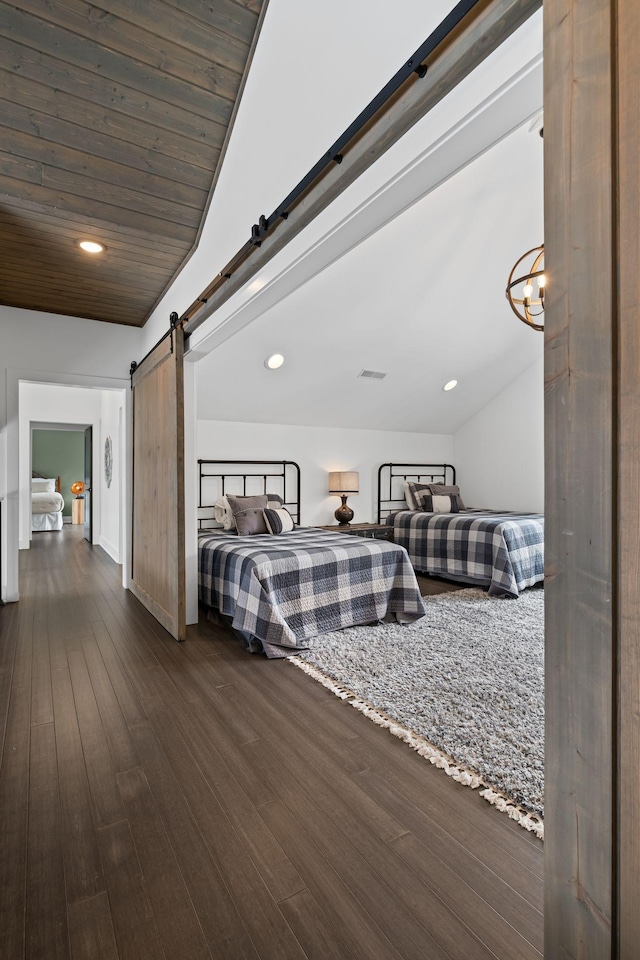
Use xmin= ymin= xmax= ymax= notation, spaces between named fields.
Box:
xmin=427 ymin=483 xmax=466 ymax=510
xmin=226 ymin=494 xmax=268 ymax=535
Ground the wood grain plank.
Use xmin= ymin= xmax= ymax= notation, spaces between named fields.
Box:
xmin=42 ymin=164 xmax=204 ymax=226
xmin=0 ymin=172 xmax=197 ymax=240
xmin=26 ymin=722 xmax=69 ymax=960
xmin=144 ymin=664 xmax=307 ymax=903
xmin=0 ymin=260 xmax=164 ymax=298
xmin=617 ymin=0 xmax=640 ymax=947
xmin=0 ymin=125 xmax=209 ymax=209
xmin=2 ymin=4 xmax=237 ymax=123
xmin=0 ymin=290 xmax=146 ymax=326
xmin=116 ymin=766 xmax=214 ymax=960
xmin=0 ymin=198 xmax=194 ymax=256
xmin=67 ymin=893 xmax=119 ymax=960
xmin=128 ymin=0 xmax=260 ymax=45
xmin=139 ymin=697 xmax=310 ymax=960
xmin=96 ymin=819 xmax=164 ymax=960
xmin=258 ymin=798 xmax=407 ymax=960
xmin=0 ymin=94 xmax=213 ymax=190
xmin=0 ymin=599 xmax=20 ymax=754
xmin=88 ymin=623 xmax=147 ymax=725
xmin=543 ymin=0 xmax=616 ymax=952
xmin=277 ymin=887 xmax=359 ymax=960
xmin=67 ymin=648 xmax=126 ymax=828
xmin=245 ymin=740 xmax=454 ymax=960
xmin=0 ymin=600 xmax=32 ymax=960
xmin=361 ymin=768 xmax=543 ymax=949
xmin=75 ymin=637 xmax=138 ymax=776
xmin=391 ymin=832 xmax=541 ymax=959
xmin=127 ymin=718 xmax=262 ymax=960
xmin=13 ymin=0 xmax=249 ymax=84
xmin=0 ymin=33 xmax=228 ymax=142
xmin=50 ymin=639 xmax=105 ymax=904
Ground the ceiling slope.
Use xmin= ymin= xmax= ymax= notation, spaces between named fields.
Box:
xmin=0 ymin=0 xmax=266 ymax=325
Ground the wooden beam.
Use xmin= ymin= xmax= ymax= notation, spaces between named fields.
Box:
xmin=544 ymin=0 xmax=640 ymax=953
xmin=615 ymin=0 xmax=640 ymax=951
xmin=183 ymin=0 xmax=542 ymax=334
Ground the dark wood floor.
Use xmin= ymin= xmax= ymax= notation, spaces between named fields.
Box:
xmin=0 ymin=526 xmax=543 ymax=960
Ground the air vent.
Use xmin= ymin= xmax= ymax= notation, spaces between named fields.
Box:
xmin=358 ymin=369 xmax=386 ymax=380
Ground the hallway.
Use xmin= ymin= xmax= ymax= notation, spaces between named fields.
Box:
xmin=0 ymin=527 xmax=543 ymax=959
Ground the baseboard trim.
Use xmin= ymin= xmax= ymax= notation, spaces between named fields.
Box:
xmin=100 ymin=536 xmax=120 ymax=563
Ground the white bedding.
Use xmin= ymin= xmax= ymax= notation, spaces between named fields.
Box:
xmin=32 ymin=511 xmax=63 ymax=532
xmin=31 ymin=491 xmax=64 ymax=514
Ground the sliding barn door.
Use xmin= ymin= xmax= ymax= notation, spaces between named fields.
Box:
xmin=130 ymin=325 xmax=185 ymax=640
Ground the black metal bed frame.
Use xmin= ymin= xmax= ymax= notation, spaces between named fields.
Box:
xmin=377 ymin=462 xmax=456 ymax=523
xmin=197 ymin=459 xmax=301 ymax=531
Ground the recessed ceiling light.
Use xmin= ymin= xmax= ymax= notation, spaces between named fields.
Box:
xmin=79 ymin=240 xmax=105 ymax=254
xmin=443 ymin=379 xmax=458 ymax=392
xmin=264 ymin=353 xmax=284 ymax=370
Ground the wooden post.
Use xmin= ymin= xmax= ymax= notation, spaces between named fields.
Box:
xmin=71 ymin=499 xmax=84 ymax=525
xmin=615 ymin=0 xmax=640 ymax=951
xmin=544 ymin=0 xmax=640 ymax=953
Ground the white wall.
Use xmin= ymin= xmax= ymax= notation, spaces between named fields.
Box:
xmin=1 ymin=305 xmax=139 ymax=601
xmin=453 ymin=356 xmax=544 ymax=512
xmin=197 ymin=419 xmax=453 ymax=525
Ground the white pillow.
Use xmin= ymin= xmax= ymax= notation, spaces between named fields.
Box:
xmin=32 ymin=477 xmax=56 ymax=493
xmin=403 ymin=481 xmax=415 ymax=509
xmin=213 ymin=495 xmax=236 ymax=530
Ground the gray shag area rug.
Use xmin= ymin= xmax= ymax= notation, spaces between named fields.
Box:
xmin=289 ymin=587 xmax=544 ymax=837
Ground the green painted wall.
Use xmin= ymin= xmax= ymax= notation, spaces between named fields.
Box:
xmin=32 ymin=430 xmax=84 ymax=517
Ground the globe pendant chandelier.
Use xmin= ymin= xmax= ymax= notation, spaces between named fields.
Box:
xmin=505 ymin=244 xmax=545 ymax=331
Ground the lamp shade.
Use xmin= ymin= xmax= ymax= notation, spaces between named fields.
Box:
xmin=328 ymin=471 xmax=359 ymax=495
xmin=70 ymin=481 xmax=85 ymax=496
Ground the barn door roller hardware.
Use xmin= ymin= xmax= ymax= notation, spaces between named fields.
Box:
xmin=130 ymin=312 xmax=189 ymax=382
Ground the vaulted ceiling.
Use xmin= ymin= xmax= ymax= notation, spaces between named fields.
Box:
xmin=0 ymin=0 xmax=266 ymax=326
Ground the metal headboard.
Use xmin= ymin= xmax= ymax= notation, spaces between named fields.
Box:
xmin=197 ymin=459 xmax=301 ymax=530
xmin=377 ymin=462 xmax=456 ymax=523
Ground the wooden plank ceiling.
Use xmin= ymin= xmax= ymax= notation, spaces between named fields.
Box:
xmin=0 ymin=0 xmax=266 ymax=326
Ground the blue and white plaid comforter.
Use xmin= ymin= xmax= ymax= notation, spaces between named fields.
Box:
xmin=198 ymin=528 xmax=426 ymax=657
xmin=388 ymin=510 xmax=544 ymax=597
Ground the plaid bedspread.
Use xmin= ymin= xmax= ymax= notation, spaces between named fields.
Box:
xmin=388 ymin=510 xmax=544 ymax=597
xmin=198 ymin=528 xmax=426 ymax=657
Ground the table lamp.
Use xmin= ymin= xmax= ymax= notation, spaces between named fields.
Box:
xmin=70 ymin=481 xmax=85 ymax=498
xmin=328 ymin=471 xmax=359 ymax=526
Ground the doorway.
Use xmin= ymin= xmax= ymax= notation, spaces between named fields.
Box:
xmin=31 ymin=425 xmax=85 ymax=534
xmin=83 ymin=425 xmax=92 ymax=543
xmin=18 ymin=380 xmax=127 ymax=572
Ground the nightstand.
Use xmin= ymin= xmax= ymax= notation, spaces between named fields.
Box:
xmin=315 ymin=522 xmax=393 ymax=541
xmin=71 ymin=498 xmax=85 ymax=525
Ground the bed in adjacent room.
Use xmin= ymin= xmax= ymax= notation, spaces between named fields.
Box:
xmin=198 ymin=459 xmax=426 ymax=657
xmin=378 ymin=462 xmax=544 ymax=597
xmin=31 ymin=475 xmax=64 ymax=532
